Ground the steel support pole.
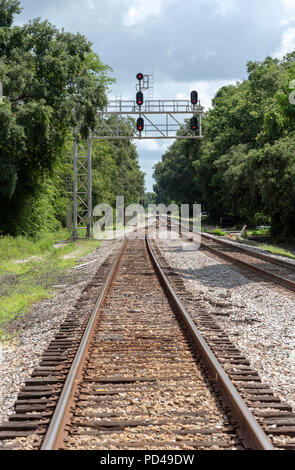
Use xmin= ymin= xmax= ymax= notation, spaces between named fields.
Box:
xmin=86 ymin=134 xmax=92 ymax=239
xmin=73 ymin=134 xmax=78 ymax=240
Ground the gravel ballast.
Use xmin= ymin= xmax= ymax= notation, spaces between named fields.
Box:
xmin=154 ymin=231 xmax=295 ymax=410
xmin=0 ymin=239 xmax=122 ymax=424
xmin=1 ymin=226 xmax=294 ymax=448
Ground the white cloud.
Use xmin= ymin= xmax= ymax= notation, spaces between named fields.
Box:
xmin=279 ymin=0 xmax=295 ymax=27
xmin=87 ymin=0 xmax=96 ymax=10
xmin=136 ymin=139 xmax=171 ymax=153
xmin=281 ymin=0 xmax=295 ymax=13
xmin=273 ymin=26 xmax=295 ymax=58
xmin=275 ymin=2 xmax=295 ymax=58
xmin=204 ymin=50 xmax=217 ymax=59
xmin=123 ymin=0 xmax=165 ymax=27
xmin=208 ymin=0 xmax=238 ymax=17
xmin=279 ymin=16 xmax=295 ymax=26
xmin=137 ymin=140 xmax=162 ymax=152
xmin=168 ymin=45 xmax=176 ymax=57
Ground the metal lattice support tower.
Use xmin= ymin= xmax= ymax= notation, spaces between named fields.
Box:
xmin=73 ymin=136 xmax=92 ymax=239
xmin=140 ymin=72 xmax=154 ymax=100
xmin=147 ymin=73 xmax=154 ymax=101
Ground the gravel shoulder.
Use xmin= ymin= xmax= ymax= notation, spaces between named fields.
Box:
xmin=154 ymin=231 xmax=295 ymax=410
xmin=204 ymin=233 xmax=295 ymax=266
xmin=0 ymin=239 xmax=122 ymax=424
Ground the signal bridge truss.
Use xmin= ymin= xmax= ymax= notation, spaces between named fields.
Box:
xmin=72 ymin=76 xmax=204 ymax=239
xmin=94 ymin=99 xmax=204 ymax=140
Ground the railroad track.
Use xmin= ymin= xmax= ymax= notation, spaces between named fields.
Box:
xmin=163 ymin=216 xmax=295 ymax=293
xmin=1 ymin=230 xmax=294 ymax=450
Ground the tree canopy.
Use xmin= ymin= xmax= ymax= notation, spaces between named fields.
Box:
xmin=154 ymin=54 xmax=295 ymax=239
xmin=0 ymin=1 xmax=144 ymax=236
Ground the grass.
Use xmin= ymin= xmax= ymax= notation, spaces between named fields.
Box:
xmin=244 ymin=227 xmax=271 ymax=238
xmin=202 ymin=226 xmax=227 ymax=237
xmin=0 ymin=228 xmax=71 ymax=262
xmin=0 ymin=288 xmax=48 ymax=326
xmin=0 ymin=230 xmax=101 ymax=340
xmin=209 ymin=229 xmax=227 ymax=237
xmin=259 ymin=244 xmax=295 ymax=260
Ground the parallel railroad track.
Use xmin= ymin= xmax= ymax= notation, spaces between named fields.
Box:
xmin=41 ymin=237 xmax=245 ymax=450
xmin=164 ymin=216 xmax=295 ymax=293
xmin=0 ymin=229 xmax=294 ymax=450
xmin=150 ymin=238 xmax=295 ymax=450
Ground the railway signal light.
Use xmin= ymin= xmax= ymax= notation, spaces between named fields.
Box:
xmin=137 ymin=73 xmax=144 ymax=81
xmin=190 ymin=117 xmax=198 ymax=131
xmin=136 ymin=91 xmax=144 ymax=107
xmin=137 ymin=117 xmax=144 ymax=132
xmin=191 ymin=90 xmax=198 ymax=106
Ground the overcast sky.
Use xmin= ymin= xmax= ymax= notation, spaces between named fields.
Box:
xmin=16 ymin=0 xmax=295 ymax=191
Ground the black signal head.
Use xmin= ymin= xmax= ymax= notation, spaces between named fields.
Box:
xmin=136 ymin=91 xmax=144 ymax=106
xmin=191 ymin=90 xmax=198 ymax=105
xmin=137 ymin=117 xmax=144 ymax=131
xmin=190 ymin=117 xmax=198 ymax=131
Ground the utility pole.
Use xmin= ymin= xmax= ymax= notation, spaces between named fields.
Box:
xmin=86 ymin=134 xmax=92 ymax=239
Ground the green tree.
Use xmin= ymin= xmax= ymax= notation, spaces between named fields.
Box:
xmin=154 ymin=53 xmax=295 ymax=238
xmin=92 ymin=115 xmax=145 ymax=207
xmin=144 ymin=192 xmax=157 ymax=208
xmin=153 ymin=138 xmax=202 ymax=208
xmin=0 ymin=1 xmax=112 ymax=235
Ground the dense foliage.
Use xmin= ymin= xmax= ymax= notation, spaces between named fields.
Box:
xmin=92 ymin=139 xmax=145 ymax=209
xmin=143 ymin=192 xmax=157 ymax=208
xmin=153 ymin=54 xmax=295 ymax=238
xmin=153 ymin=138 xmax=202 ymax=207
xmin=0 ymin=1 xmax=144 ymax=237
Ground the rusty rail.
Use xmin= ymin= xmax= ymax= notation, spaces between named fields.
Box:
xmin=146 ymin=235 xmax=274 ymax=450
xmin=164 ymin=216 xmax=295 ymax=293
xmin=40 ymin=233 xmax=274 ymax=450
xmin=200 ymin=239 xmax=295 ymax=292
xmin=41 ymin=238 xmax=128 ymax=450
xmin=201 ymin=232 xmax=295 ymax=272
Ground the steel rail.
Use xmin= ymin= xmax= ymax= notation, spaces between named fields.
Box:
xmin=145 ymin=235 xmax=274 ymax=450
xmin=164 ymin=215 xmax=295 ymax=272
xmin=41 ymin=238 xmax=128 ymax=450
xmin=200 ymin=238 xmax=295 ymax=292
xmin=41 ymin=231 xmax=274 ymax=450
xmin=201 ymin=232 xmax=295 ymax=272
xmin=164 ymin=216 xmax=295 ymax=292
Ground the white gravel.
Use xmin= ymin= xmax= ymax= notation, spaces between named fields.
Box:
xmin=154 ymin=230 xmax=295 ymax=410
xmin=0 ymin=239 xmax=122 ymax=424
